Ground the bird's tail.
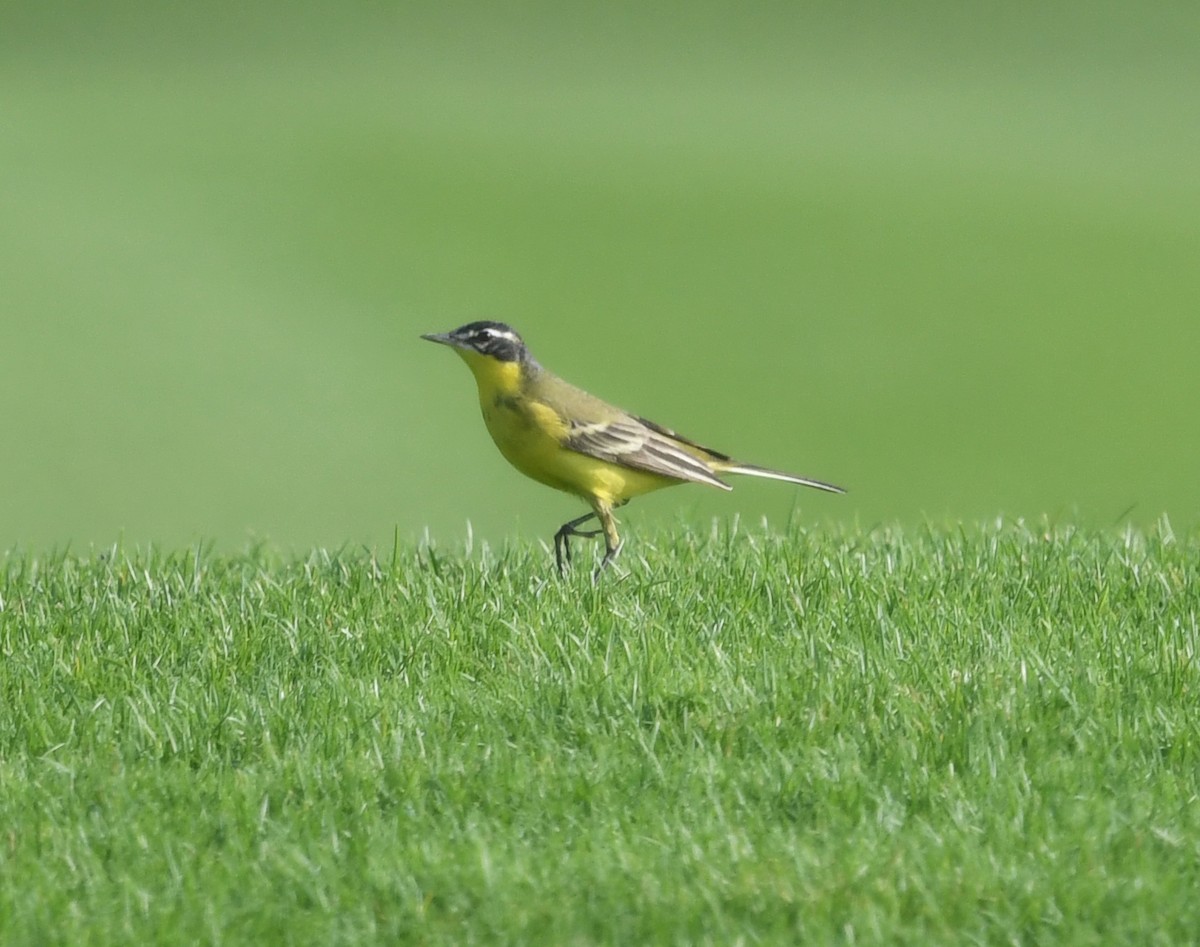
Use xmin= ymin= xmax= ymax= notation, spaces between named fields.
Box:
xmin=717 ymin=462 xmax=845 ymax=495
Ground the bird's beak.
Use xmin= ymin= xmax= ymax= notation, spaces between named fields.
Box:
xmin=420 ymin=332 xmax=455 ymax=346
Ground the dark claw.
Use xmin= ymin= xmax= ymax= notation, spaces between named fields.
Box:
xmin=554 ymin=513 xmax=603 ymax=576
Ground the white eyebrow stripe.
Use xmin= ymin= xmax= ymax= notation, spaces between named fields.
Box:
xmin=479 ymin=327 xmax=520 ymax=343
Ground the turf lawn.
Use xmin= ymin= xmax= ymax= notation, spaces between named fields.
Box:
xmin=2 ymin=521 xmax=1197 ymax=944
xmin=2 ymin=4 xmax=1196 ymax=942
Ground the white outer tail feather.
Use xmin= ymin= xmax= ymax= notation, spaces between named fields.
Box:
xmin=721 ymin=464 xmax=846 ymax=494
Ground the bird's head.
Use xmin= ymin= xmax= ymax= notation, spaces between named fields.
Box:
xmin=421 ymin=321 xmax=528 ymax=362
xmin=421 ymin=321 xmax=532 ymax=392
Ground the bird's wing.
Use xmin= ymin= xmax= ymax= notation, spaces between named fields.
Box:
xmin=632 ymin=415 xmax=731 ymax=463
xmin=563 ymin=417 xmax=732 ymax=490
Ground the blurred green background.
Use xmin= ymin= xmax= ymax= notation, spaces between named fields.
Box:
xmin=3 ymin=2 xmax=1197 ymax=551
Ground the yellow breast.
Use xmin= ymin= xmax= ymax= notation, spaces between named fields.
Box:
xmin=457 ymin=349 xmax=672 ymax=504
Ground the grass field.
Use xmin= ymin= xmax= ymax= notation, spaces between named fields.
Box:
xmin=3 ymin=5 xmax=1196 ymax=941
xmin=2 ymin=521 xmax=1197 ymax=944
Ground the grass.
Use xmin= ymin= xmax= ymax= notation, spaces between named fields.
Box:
xmin=2 ymin=519 xmax=1197 ymax=944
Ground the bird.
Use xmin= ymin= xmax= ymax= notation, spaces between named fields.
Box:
xmin=421 ymin=321 xmax=844 ymax=577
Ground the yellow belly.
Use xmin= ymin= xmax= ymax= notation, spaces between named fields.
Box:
xmin=481 ymin=397 xmax=673 ymax=504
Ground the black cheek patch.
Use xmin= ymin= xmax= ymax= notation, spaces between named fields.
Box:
xmin=486 ymin=338 xmax=522 ymax=362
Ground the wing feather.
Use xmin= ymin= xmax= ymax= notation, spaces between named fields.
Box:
xmin=564 ymin=418 xmax=732 ymax=490
xmin=633 ymin=415 xmax=731 ymax=463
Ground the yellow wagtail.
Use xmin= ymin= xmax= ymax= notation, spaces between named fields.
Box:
xmin=422 ymin=321 xmax=844 ymax=576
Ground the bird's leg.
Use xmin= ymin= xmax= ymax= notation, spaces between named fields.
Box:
xmin=592 ymin=502 xmax=624 ymax=581
xmin=554 ymin=511 xmax=602 ymax=575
